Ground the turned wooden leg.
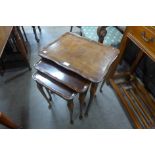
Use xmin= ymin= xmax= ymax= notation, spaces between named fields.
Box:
xmin=0 ymin=112 xmax=19 ymax=129
xmin=67 ymin=99 xmax=74 ymax=124
xmin=79 ymin=89 xmax=88 ymax=120
xmin=32 ymin=26 xmax=39 ymax=42
xmin=85 ymin=83 xmax=98 ymax=117
xmin=38 ymin=26 xmax=41 ymax=32
xmin=37 ymin=83 xmax=52 ymax=109
xmin=100 ymin=79 xmax=105 ymax=92
xmin=45 ymin=87 xmax=52 ymax=101
xmin=70 ymin=26 xmax=73 ymax=32
xmin=21 ymin=26 xmax=28 ymax=43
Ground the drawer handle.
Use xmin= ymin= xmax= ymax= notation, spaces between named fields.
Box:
xmin=141 ymin=31 xmax=154 ymax=43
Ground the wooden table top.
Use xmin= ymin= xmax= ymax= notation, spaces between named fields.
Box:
xmin=40 ymin=32 xmax=119 ymax=83
xmin=35 ymin=59 xmax=90 ymax=93
xmin=0 ymin=26 xmax=13 ymax=58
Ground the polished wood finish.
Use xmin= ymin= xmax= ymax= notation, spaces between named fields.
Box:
xmin=133 ymin=78 xmax=155 ymax=118
xmin=40 ymin=32 xmax=119 ymax=83
xmin=34 ymin=59 xmax=90 ymax=93
xmin=110 ymin=78 xmax=142 ymax=128
xmin=34 ymin=59 xmax=90 ymax=119
xmin=122 ymin=87 xmax=149 ymax=128
xmin=39 ymin=32 xmax=119 ymax=115
xmin=33 ymin=72 xmax=77 ymax=100
xmin=0 ymin=26 xmax=31 ymax=73
xmin=129 ymin=50 xmax=145 ymax=74
xmin=0 ymin=26 xmax=13 ymax=58
xmin=36 ymin=82 xmax=52 ymax=109
xmin=127 ymin=26 xmax=155 ymax=61
xmin=97 ymin=26 xmax=124 ymax=44
xmin=0 ymin=112 xmax=19 ymax=129
xmin=111 ymin=26 xmax=155 ymax=78
xmin=85 ymin=83 xmax=99 ymax=116
xmin=79 ymin=89 xmax=88 ymax=119
xmin=33 ymin=72 xmax=77 ymax=124
xmin=97 ymin=26 xmax=107 ymax=43
xmin=67 ymin=99 xmax=74 ymax=124
xmin=110 ymin=74 xmax=155 ymax=128
xmin=110 ymin=26 xmax=155 ymax=128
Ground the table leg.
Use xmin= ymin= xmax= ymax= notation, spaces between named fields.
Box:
xmin=85 ymin=83 xmax=98 ymax=116
xmin=0 ymin=58 xmax=5 ymax=76
xmin=37 ymin=83 xmax=52 ymax=109
xmin=45 ymin=87 xmax=53 ymax=101
xmin=0 ymin=112 xmax=19 ymax=129
xmin=12 ymin=27 xmax=31 ymax=70
xmin=67 ymin=99 xmax=74 ymax=124
xmin=79 ymin=89 xmax=88 ymax=120
xmin=16 ymin=27 xmax=29 ymax=54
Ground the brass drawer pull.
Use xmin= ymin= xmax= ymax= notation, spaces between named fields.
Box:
xmin=141 ymin=31 xmax=154 ymax=43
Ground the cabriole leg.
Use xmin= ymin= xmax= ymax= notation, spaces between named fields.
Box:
xmin=67 ymin=99 xmax=74 ymax=124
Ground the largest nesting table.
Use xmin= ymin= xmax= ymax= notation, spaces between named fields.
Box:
xmin=39 ymin=32 xmax=119 ymax=116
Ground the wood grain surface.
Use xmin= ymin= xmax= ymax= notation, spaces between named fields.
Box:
xmin=0 ymin=26 xmax=13 ymax=57
xmin=40 ymin=32 xmax=119 ymax=83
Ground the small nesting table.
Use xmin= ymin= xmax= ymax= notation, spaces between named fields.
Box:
xmin=33 ymin=71 xmax=78 ymax=124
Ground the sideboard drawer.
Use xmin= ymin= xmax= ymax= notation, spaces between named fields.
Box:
xmin=128 ymin=26 xmax=155 ymax=55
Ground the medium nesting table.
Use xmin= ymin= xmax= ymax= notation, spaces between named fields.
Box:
xmin=33 ymin=58 xmax=90 ymax=124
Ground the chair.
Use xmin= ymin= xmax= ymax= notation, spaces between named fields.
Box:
xmin=33 ymin=72 xmax=76 ymax=124
xmin=82 ymin=26 xmax=124 ymax=47
xmin=80 ymin=26 xmax=124 ymax=92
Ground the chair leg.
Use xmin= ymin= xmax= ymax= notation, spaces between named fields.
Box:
xmin=0 ymin=112 xmax=19 ymax=129
xmin=100 ymin=79 xmax=105 ymax=93
xmin=67 ymin=99 xmax=74 ymax=124
xmin=70 ymin=26 xmax=73 ymax=32
xmin=38 ymin=26 xmax=41 ymax=32
xmin=32 ymin=26 xmax=39 ymax=42
xmin=77 ymin=26 xmax=82 ymax=36
xmin=37 ymin=83 xmax=52 ymax=109
xmin=21 ymin=26 xmax=29 ymax=43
